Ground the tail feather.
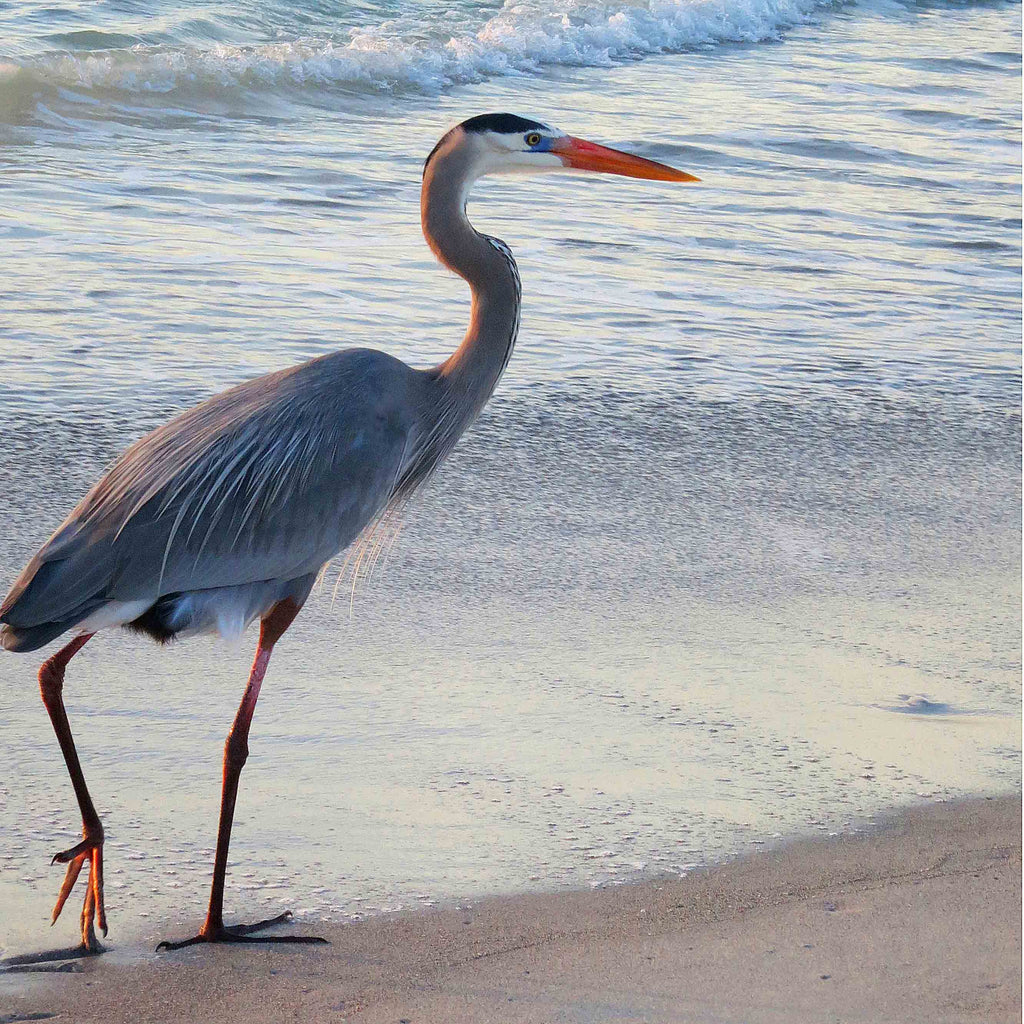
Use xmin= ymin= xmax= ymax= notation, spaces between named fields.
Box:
xmin=0 ymin=617 xmax=83 ymax=654
xmin=1 ymin=533 xmax=113 ymax=653
xmin=1 ymin=543 xmax=115 ymax=629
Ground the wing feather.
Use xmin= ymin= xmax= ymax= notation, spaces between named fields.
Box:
xmin=1 ymin=349 xmax=422 ymax=632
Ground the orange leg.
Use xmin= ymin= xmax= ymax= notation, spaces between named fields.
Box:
xmin=38 ymin=632 xmax=106 ymax=953
xmin=158 ymin=599 xmax=327 ymax=950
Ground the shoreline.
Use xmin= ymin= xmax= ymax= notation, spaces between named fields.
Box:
xmin=2 ymin=793 xmax=1020 ymax=1023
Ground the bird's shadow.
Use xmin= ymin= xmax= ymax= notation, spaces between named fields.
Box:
xmin=0 ymin=943 xmax=102 ymax=973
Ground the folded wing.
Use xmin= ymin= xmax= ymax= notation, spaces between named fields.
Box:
xmin=1 ymin=349 xmax=422 ymax=648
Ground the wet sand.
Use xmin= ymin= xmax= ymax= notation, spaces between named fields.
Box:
xmin=2 ymin=794 xmax=1019 ymax=1024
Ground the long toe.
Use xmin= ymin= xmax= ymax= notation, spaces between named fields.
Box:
xmin=51 ymin=854 xmax=86 ymax=924
xmin=80 ymin=882 xmax=101 ymax=952
xmin=156 ymin=912 xmax=328 ymax=951
xmin=225 ymin=910 xmax=295 ymax=935
xmin=90 ymin=843 xmax=107 ymax=936
xmin=49 ymin=834 xmax=106 ymax=953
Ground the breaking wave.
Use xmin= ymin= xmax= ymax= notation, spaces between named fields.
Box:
xmin=4 ymin=0 xmax=838 ymax=107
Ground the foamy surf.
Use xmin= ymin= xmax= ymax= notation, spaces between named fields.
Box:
xmin=9 ymin=0 xmax=836 ymax=105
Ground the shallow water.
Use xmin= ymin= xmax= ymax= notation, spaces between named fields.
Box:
xmin=0 ymin=0 xmax=1020 ymax=956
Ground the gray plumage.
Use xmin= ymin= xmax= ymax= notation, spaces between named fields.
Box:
xmin=1 ymin=123 xmax=523 ymax=654
xmin=1 ymin=113 xmax=695 ymax=661
xmin=3 ymin=114 xmax=697 ymax=954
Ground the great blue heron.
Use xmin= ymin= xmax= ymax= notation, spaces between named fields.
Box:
xmin=1 ymin=113 xmax=697 ymax=953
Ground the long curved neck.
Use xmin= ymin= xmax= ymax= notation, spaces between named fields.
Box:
xmin=421 ymin=142 xmax=521 ymax=416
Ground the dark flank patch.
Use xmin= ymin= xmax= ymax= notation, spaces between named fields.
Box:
xmin=125 ymin=595 xmax=184 ymax=643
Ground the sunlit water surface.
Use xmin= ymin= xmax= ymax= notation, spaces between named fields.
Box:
xmin=0 ymin=0 xmax=1020 ymax=957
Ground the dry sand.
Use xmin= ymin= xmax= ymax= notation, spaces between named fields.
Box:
xmin=2 ymin=795 xmax=1019 ymax=1024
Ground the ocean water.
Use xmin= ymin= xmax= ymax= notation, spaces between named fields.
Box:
xmin=0 ymin=0 xmax=1020 ymax=957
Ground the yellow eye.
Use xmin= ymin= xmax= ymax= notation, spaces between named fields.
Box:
xmin=525 ymin=133 xmax=542 ymax=147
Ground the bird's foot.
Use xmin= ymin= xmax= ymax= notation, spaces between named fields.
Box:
xmin=156 ymin=910 xmax=329 ymax=951
xmin=50 ymin=828 xmax=106 ymax=953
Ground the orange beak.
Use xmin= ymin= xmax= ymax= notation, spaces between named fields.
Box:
xmin=551 ymin=135 xmax=699 ymax=183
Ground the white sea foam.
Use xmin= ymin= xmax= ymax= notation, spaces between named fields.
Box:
xmin=17 ymin=0 xmax=836 ymax=100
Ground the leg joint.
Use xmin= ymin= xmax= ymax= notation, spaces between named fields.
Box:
xmin=224 ymin=729 xmax=249 ymax=769
xmin=39 ymin=661 xmax=64 ymax=703
xmin=259 ymin=598 xmax=301 ymax=650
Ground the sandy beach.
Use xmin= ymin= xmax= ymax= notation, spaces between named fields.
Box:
xmin=1 ymin=794 xmax=1019 ymax=1024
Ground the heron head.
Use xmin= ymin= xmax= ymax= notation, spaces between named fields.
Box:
xmin=426 ymin=113 xmax=699 ymax=186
